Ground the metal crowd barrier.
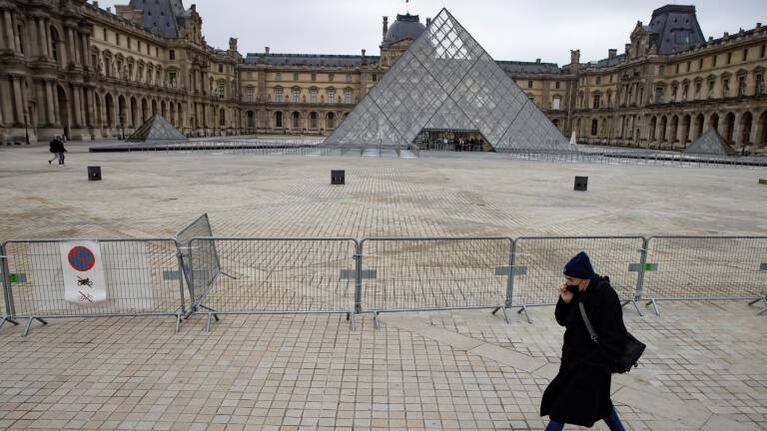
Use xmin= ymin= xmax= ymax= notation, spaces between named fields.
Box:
xmin=359 ymin=237 xmax=513 ymax=327
xmin=640 ymin=236 xmax=767 ymax=316
xmin=175 ymin=213 xmax=220 ymax=314
xmin=508 ymin=237 xmax=647 ymax=322
xmin=0 ymin=239 xmax=187 ymax=336
xmin=188 ymin=238 xmax=359 ymax=332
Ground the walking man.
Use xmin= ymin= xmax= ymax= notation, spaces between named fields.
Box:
xmin=540 ymin=251 xmax=629 ymax=430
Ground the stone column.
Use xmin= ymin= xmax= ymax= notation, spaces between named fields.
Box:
xmin=0 ymin=77 xmax=11 ymax=125
xmin=45 ymin=81 xmax=56 ymax=126
xmin=4 ymin=11 xmax=15 ymax=52
xmin=86 ymin=87 xmax=95 ymax=128
xmin=37 ymin=18 xmax=48 ymax=58
xmin=81 ymin=34 xmax=90 ymax=68
xmin=66 ymin=27 xmax=75 ymax=65
xmin=11 ymin=76 xmax=24 ymax=124
xmin=72 ymin=85 xmax=82 ymax=126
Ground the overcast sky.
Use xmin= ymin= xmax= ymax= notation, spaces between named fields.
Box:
xmin=99 ymin=0 xmax=765 ymax=65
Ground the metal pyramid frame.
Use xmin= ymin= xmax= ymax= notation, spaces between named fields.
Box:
xmin=325 ymin=8 xmax=573 ymax=151
xmin=684 ymin=128 xmax=737 ymax=156
xmin=127 ymin=113 xmax=188 ymax=142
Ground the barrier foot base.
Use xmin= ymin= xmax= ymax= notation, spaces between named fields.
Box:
xmin=199 ymin=305 xmax=219 ymax=322
xmin=645 ymin=299 xmax=660 ymax=317
xmin=517 ymin=305 xmax=532 ymax=324
xmin=748 ymin=296 xmax=767 ymax=308
xmin=22 ymin=317 xmax=45 ymax=337
xmin=622 ymin=299 xmax=644 ymax=317
xmin=373 ymin=312 xmax=381 ymax=330
xmin=175 ymin=314 xmax=182 ymax=334
xmin=204 ymin=312 xmax=214 ymax=333
xmin=0 ymin=317 xmax=19 ymax=330
xmin=491 ymin=307 xmax=511 ymax=324
xmin=349 ymin=313 xmax=356 ymax=331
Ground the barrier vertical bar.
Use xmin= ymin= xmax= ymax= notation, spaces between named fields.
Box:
xmin=0 ymin=242 xmax=19 ymax=328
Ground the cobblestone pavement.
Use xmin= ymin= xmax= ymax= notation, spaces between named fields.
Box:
xmin=0 ymin=143 xmax=766 ymax=430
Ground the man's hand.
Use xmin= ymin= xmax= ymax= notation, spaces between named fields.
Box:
xmin=560 ymin=283 xmax=574 ymax=304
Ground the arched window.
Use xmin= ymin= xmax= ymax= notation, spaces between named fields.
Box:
xmin=327 ymin=89 xmax=336 ymax=104
xmin=344 ymin=89 xmax=352 ymax=104
xmin=551 ymin=96 xmax=561 ymax=111
xmin=590 ymin=119 xmax=598 ymax=136
xmin=219 ymin=108 xmax=226 ymax=126
xmin=274 ymin=87 xmax=284 ymax=103
xmin=50 ymin=26 xmax=60 ymax=63
xmin=275 ymin=111 xmax=283 ymax=128
xmin=292 ymin=111 xmax=300 ymax=128
xmin=292 ymin=88 xmax=300 ymax=103
xmin=326 ymin=112 xmax=335 ymax=129
xmin=310 ymin=112 xmax=318 ymax=129
xmin=309 ymin=89 xmax=318 ymax=104
xmin=247 ymin=111 xmax=255 ymax=128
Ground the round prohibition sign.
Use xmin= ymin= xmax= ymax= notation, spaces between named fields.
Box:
xmin=67 ymin=246 xmax=96 ymax=272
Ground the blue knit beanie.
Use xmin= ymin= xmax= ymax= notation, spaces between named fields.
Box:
xmin=563 ymin=251 xmax=596 ymax=280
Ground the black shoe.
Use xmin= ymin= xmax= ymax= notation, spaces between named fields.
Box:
xmin=48 ymin=160 xmax=51 ymax=165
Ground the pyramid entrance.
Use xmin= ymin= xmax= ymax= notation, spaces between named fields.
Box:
xmin=413 ymin=129 xmax=493 ymax=152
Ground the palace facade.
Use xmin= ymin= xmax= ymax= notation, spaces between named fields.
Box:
xmin=0 ymin=1 xmax=765 ymax=153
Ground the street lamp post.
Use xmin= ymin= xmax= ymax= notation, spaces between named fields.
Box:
xmin=119 ymin=113 xmax=126 ymax=140
xmin=23 ymin=109 xmax=30 ymax=145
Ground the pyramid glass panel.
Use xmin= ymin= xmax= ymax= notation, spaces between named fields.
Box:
xmin=324 ymin=8 xmax=572 ymax=152
xmin=127 ymin=113 xmax=187 ymax=142
xmin=683 ymin=128 xmax=737 ymax=156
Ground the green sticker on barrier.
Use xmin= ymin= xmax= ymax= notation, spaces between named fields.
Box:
xmin=645 ymin=263 xmax=658 ymax=272
xmin=9 ymin=273 xmax=18 ymax=283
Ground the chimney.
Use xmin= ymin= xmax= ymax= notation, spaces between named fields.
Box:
xmin=625 ymin=43 xmax=631 ymax=54
xmin=723 ymin=32 xmax=729 ymax=38
xmin=93 ymin=1 xmax=99 ymax=8
xmin=361 ymin=49 xmax=366 ymax=57
xmin=757 ymin=23 xmax=762 ymax=29
xmin=608 ymin=48 xmax=617 ymax=59
xmin=426 ymin=17 xmax=432 ymax=26
xmin=190 ymin=4 xmax=196 ymax=13
xmin=536 ymin=58 xmax=541 ymax=63
xmin=229 ymin=37 xmax=238 ymax=52
xmin=265 ymin=46 xmax=270 ymax=55
xmin=570 ymin=49 xmax=581 ymax=65
xmin=383 ymin=16 xmax=389 ymax=40
xmin=708 ymin=36 xmax=714 ymax=42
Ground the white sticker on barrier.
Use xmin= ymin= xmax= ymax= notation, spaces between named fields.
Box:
xmin=60 ymin=241 xmax=107 ymax=304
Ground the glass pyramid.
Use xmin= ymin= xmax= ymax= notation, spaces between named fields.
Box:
xmin=127 ymin=113 xmax=188 ymax=142
xmin=684 ymin=128 xmax=737 ymax=156
xmin=325 ymin=8 xmax=574 ymax=151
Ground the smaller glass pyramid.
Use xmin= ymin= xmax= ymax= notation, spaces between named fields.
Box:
xmin=127 ymin=113 xmax=188 ymax=142
xmin=684 ymin=128 xmax=737 ymax=156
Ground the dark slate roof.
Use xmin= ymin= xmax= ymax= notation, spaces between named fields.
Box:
xmin=646 ymin=5 xmax=705 ymax=55
xmin=384 ymin=13 xmax=426 ymax=45
xmin=587 ymin=53 xmax=627 ymax=69
xmin=496 ymin=61 xmax=563 ymax=75
xmin=244 ymin=53 xmax=380 ymax=68
xmin=129 ymin=0 xmax=187 ymax=38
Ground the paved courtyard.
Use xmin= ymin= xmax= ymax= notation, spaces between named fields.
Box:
xmin=0 ymin=141 xmax=766 ymax=430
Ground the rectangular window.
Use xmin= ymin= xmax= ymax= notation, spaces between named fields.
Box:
xmin=218 ymin=64 xmax=223 ymax=73
xmin=169 ymin=72 xmax=177 ymax=88
xmin=344 ymin=90 xmax=352 ymax=104
xmin=761 ymin=45 xmax=766 ymax=58
xmin=103 ymin=28 xmax=108 ymax=41
xmin=686 ymin=61 xmax=690 ymax=72
xmin=695 ymin=82 xmax=701 ymax=95
xmin=712 ymin=55 xmax=717 ymax=67
xmin=756 ymin=74 xmax=764 ymax=95
xmin=247 ymin=87 xmax=255 ymax=102
xmin=743 ymin=48 xmax=748 ymax=61
xmin=293 ymin=72 xmax=299 ymax=81
xmin=276 ymin=72 xmax=282 ymax=81
xmin=329 ymin=73 xmax=334 ymax=82
xmin=658 ymin=65 xmax=665 ymax=76
xmin=311 ymin=73 xmax=316 ymax=81
xmin=552 ymin=98 xmax=561 ymax=110
xmin=169 ymin=50 xmax=176 ymax=60
xmin=292 ymin=89 xmax=300 ymax=103
xmin=723 ymin=78 xmax=730 ymax=95
xmin=310 ymin=90 xmax=317 ymax=104
xmin=592 ymin=95 xmax=600 ymax=109
xmin=17 ymin=25 xmax=24 ymax=54
xmin=116 ymin=34 xmax=121 ymax=46
xmin=218 ymin=81 xmax=226 ymax=98
xmin=591 ymin=119 xmax=598 ymax=136
xmin=528 ymin=80 xmax=533 ymax=88
xmin=675 ymin=64 xmax=680 ymax=74
xmin=698 ymin=58 xmax=703 ymax=70
xmin=327 ymin=90 xmax=336 ymax=104
xmin=127 ymin=37 xmax=132 ymax=50
xmin=137 ymin=41 xmax=141 ymax=52
xmin=596 ymin=77 xmax=601 ymax=85
xmin=555 ymin=81 xmax=560 ymax=89
xmin=372 ymin=74 xmax=377 ymax=82
xmin=727 ymin=52 xmax=732 ymax=64
xmin=346 ymin=74 xmax=352 ymax=83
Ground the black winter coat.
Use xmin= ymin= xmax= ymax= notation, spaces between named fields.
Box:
xmin=540 ymin=276 xmax=628 ymax=427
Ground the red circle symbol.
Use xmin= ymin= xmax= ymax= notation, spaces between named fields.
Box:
xmin=68 ymin=246 xmax=96 ymax=272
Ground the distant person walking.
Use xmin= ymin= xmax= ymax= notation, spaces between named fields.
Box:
xmin=48 ymin=136 xmax=66 ymax=166
xmin=540 ymin=252 xmax=629 ymax=430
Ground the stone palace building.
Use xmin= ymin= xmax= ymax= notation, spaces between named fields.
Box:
xmin=0 ymin=1 xmax=765 ymax=153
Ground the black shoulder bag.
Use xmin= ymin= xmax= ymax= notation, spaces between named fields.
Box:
xmin=578 ymin=302 xmax=646 ymax=374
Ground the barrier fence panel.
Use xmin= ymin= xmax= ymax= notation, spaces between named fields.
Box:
xmin=188 ymin=238 xmax=358 ymax=331
xmin=641 ymin=236 xmax=767 ymax=315
xmin=359 ymin=238 xmax=513 ymax=326
xmin=510 ymin=237 xmax=646 ymax=322
xmin=0 ymin=243 xmax=19 ymax=329
xmin=1 ymin=239 xmax=186 ymax=336
xmin=176 ymin=213 xmax=220 ymax=311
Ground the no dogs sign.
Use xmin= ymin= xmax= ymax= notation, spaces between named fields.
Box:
xmin=60 ymin=241 xmax=107 ymax=304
